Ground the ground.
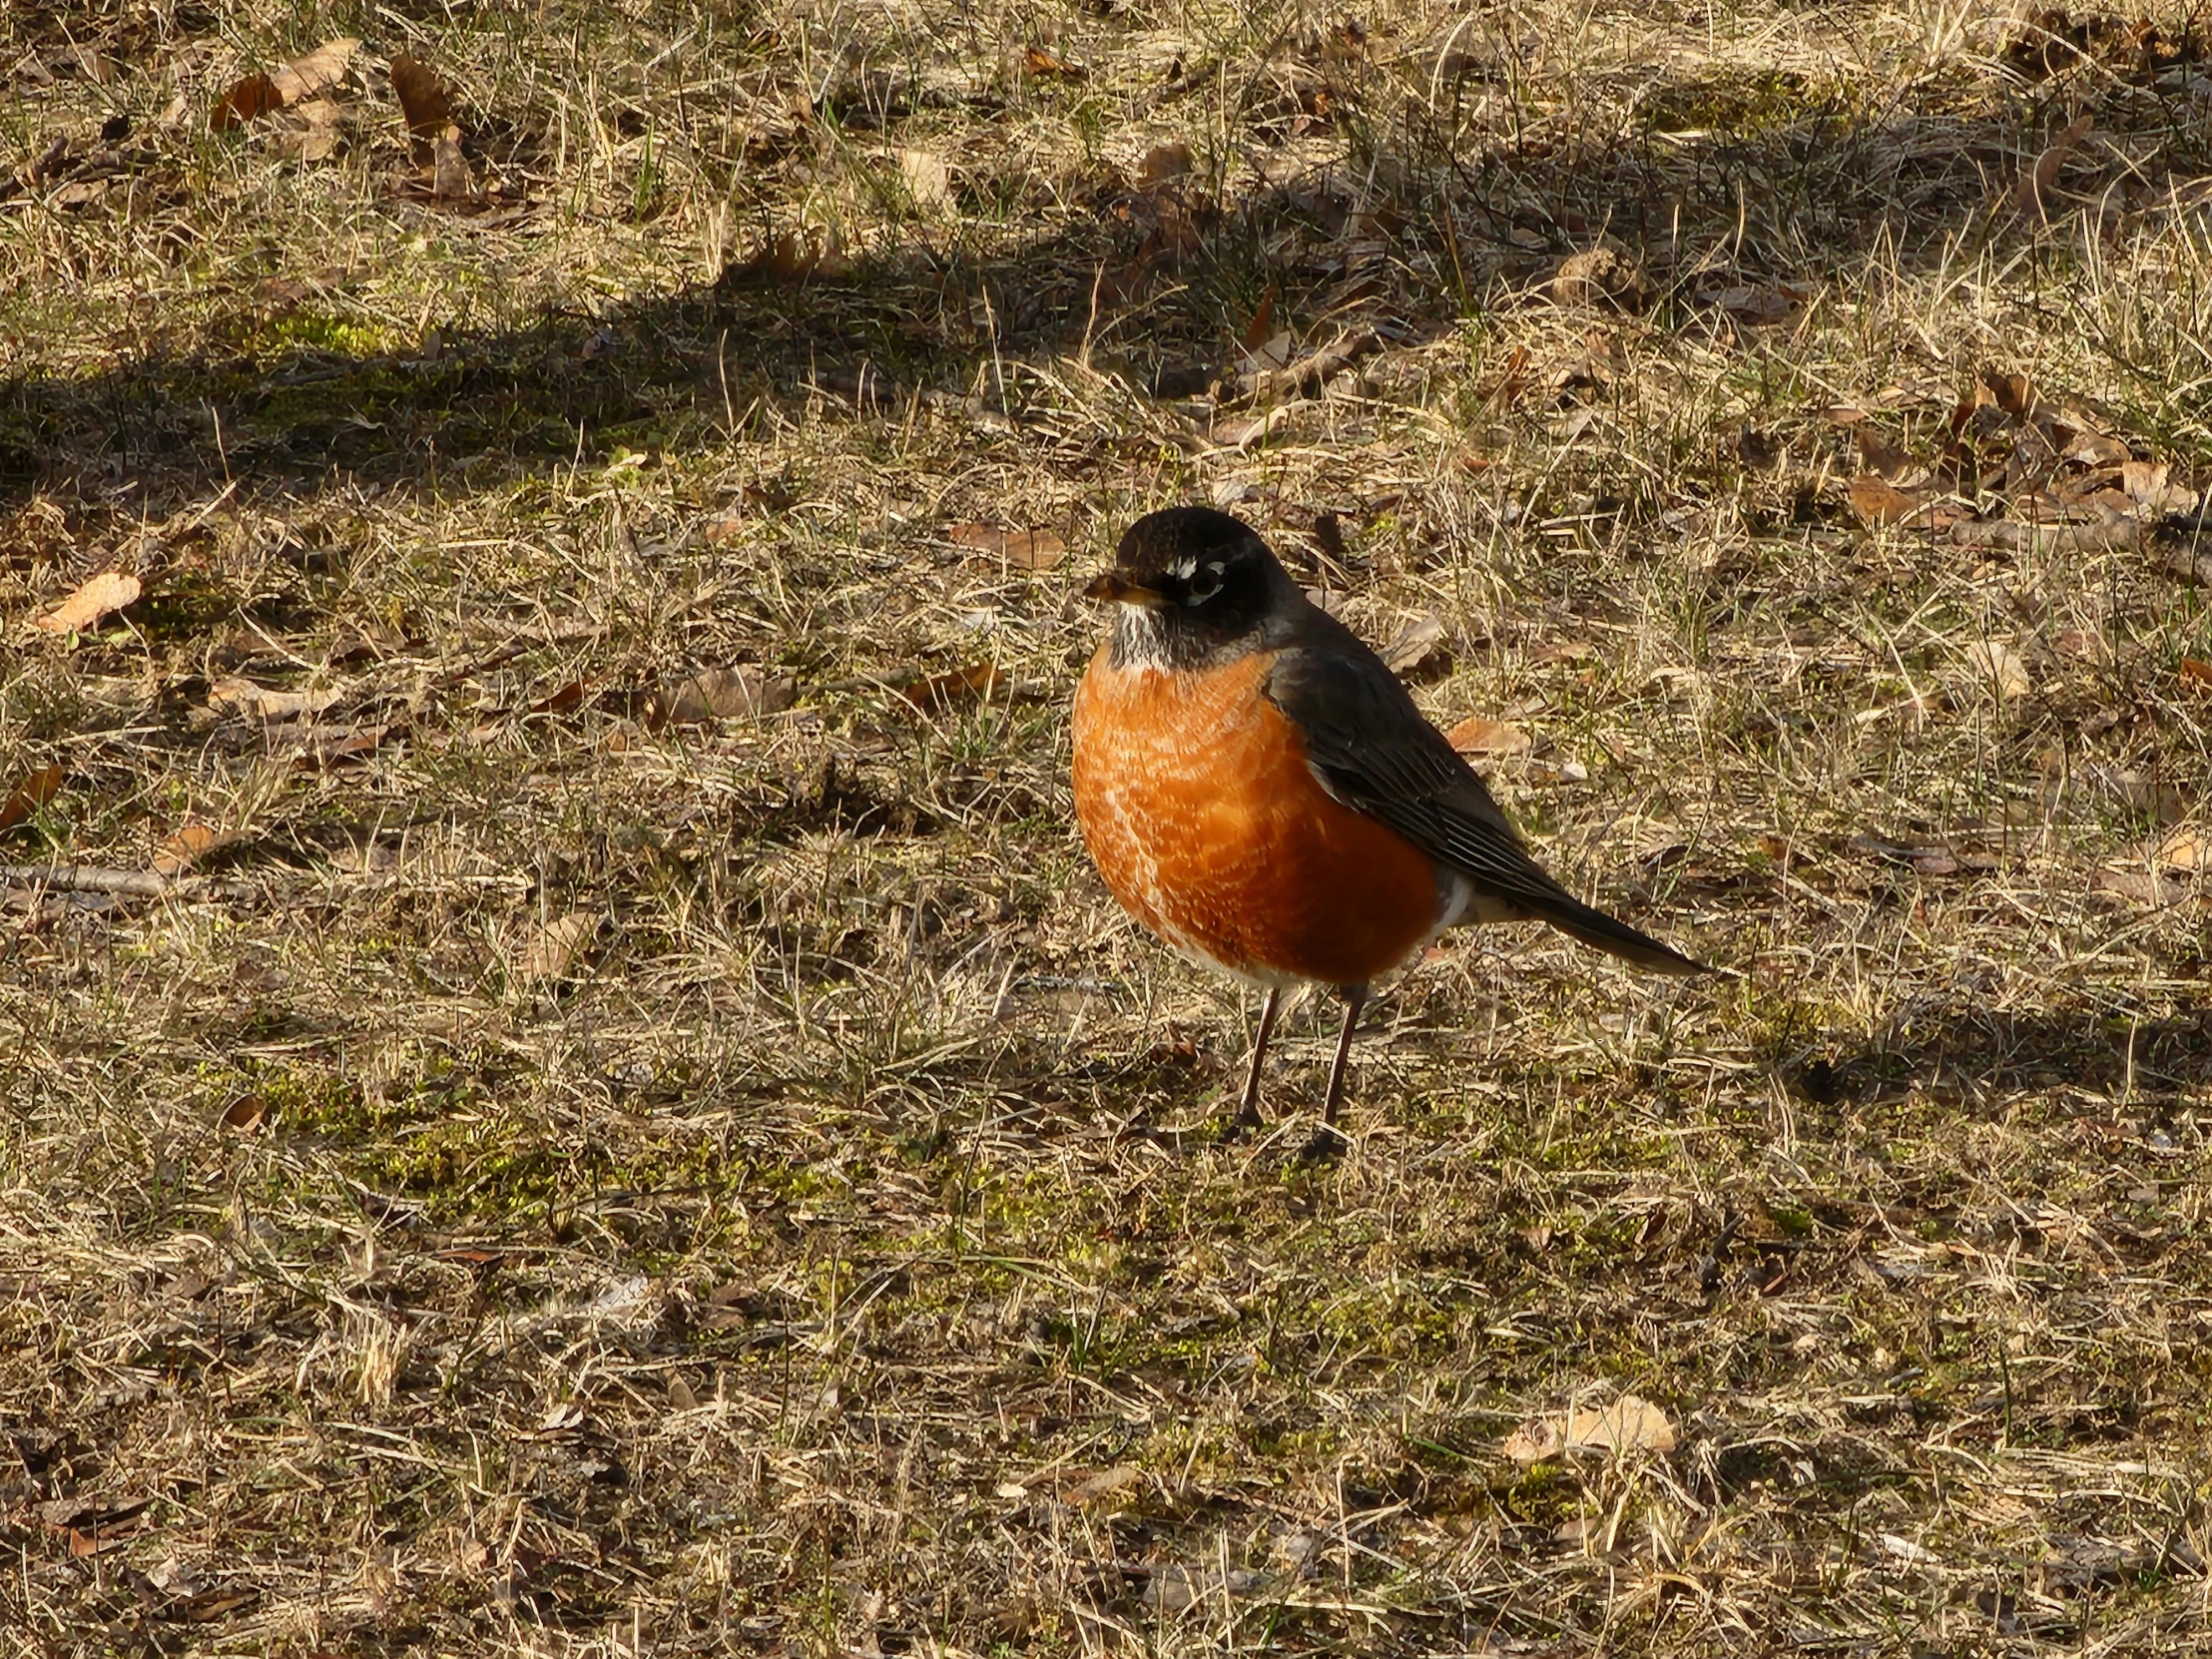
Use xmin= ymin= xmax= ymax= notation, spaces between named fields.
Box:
xmin=3 ymin=0 xmax=2212 ymax=1654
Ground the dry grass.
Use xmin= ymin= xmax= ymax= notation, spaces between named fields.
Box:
xmin=4 ymin=0 xmax=2212 ymax=1652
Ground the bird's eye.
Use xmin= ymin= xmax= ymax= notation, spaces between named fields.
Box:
xmin=1186 ymin=562 xmax=1225 ymax=604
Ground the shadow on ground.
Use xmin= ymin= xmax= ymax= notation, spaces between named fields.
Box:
xmin=4 ymin=42 xmax=2190 ymax=521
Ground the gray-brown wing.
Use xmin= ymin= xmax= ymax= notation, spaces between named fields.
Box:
xmin=1265 ymin=634 xmax=1702 ymax=974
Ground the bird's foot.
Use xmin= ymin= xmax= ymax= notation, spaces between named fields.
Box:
xmin=1296 ymin=1123 xmax=1348 ymax=1164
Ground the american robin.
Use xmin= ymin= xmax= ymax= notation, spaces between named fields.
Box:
xmin=1070 ymin=505 xmax=1703 ymax=1145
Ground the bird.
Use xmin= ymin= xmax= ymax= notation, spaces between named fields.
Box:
xmin=1069 ymin=505 xmax=1703 ymax=1150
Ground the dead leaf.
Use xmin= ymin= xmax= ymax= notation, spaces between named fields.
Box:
xmin=285 ymin=723 xmax=390 ymax=767
xmin=219 ymin=1094 xmax=269 ymax=1132
xmin=389 ymin=53 xmax=454 ymax=162
xmin=895 ymin=148 xmax=951 ymax=208
xmin=1021 ymin=45 xmax=1084 ymax=79
xmin=946 ymin=522 xmax=1066 ymax=570
xmin=2155 ymin=545 xmax=2212 ymax=584
xmin=1502 ymin=1418 xmax=1565 ymax=1466
xmin=278 ymin=99 xmax=344 ymax=164
xmin=208 ymin=678 xmax=343 ymax=721
xmin=152 ymin=818 xmax=239 ymax=876
xmin=1711 ymin=282 xmax=1803 ymax=324
xmin=1065 ymin=1465 xmax=1143 ymax=1506
xmin=1242 ymin=283 xmax=1279 ymax=351
xmin=1484 ymin=342 xmax=1532 ymax=411
xmin=901 ymin=662 xmax=1002 ymax=711
xmin=1532 ymin=639 xmax=1597 ymax=666
xmin=0 ymin=764 xmax=62 ymax=831
xmin=2122 ymin=459 xmax=2198 ymax=515
xmin=270 ymin=37 xmax=358 ymax=106
xmin=1551 ymin=242 xmax=1650 ymax=310
xmin=1445 ymin=716 xmax=1531 ymax=758
xmin=1847 ymin=474 xmax=1927 ymax=527
xmin=2090 ymin=863 xmax=2185 ymax=905
xmin=519 ymin=911 xmax=601 ymax=982
xmin=35 ymin=570 xmax=140 ymax=635
xmin=1965 ymin=640 xmax=2032 ymax=698
xmin=2181 ymin=658 xmax=2212 ymax=696
xmin=649 ymin=666 xmax=797 ymax=727
xmin=431 ymin=124 xmax=470 ymax=200
xmin=1855 ymin=428 xmax=1920 ymax=481
xmin=1138 ymin=141 xmax=1192 ymax=187
xmin=1563 ymin=1394 xmax=1677 ymax=1457
xmin=1218 ymin=403 xmax=1294 ymax=448
xmin=212 ymin=73 xmax=280 ymax=131
xmin=176 ymin=1589 xmax=257 ymax=1624
xmin=725 ymin=228 xmax=822 ymax=285
xmin=2156 ymin=826 xmax=2212 ymax=873
xmin=2012 ymin=113 xmax=2092 ymax=216
xmin=1382 ymin=614 xmax=1446 ymax=675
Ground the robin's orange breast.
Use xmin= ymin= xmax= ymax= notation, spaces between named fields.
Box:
xmin=1072 ymin=643 xmax=1445 ymax=988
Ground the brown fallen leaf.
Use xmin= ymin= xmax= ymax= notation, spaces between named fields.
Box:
xmin=2012 ymin=113 xmax=2093 ymax=217
xmin=2181 ymin=658 xmax=2212 ymax=696
xmin=1382 ymin=613 xmax=1446 ymax=675
xmin=219 ymin=1093 xmax=269 ymax=1132
xmin=2122 ymin=459 xmax=2198 ymax=516
xmin=1484 ymin=343 xmax=1532 ymax=411
xmin=208 ymin=678 xmax=344 ymax=721
xmin=895 ymin=147 xmax=951 ymax=209
xmin=1137 ymin=140 xmax=1193 ymax=187
xmin=946 ymin=522 xmax=1066 ymax=571
xmin=648 ymin=666 xmax=797 ymax=728
xmin=36 ymin=570 xmax=141 ymax=635
xmin=389 ymin=53 xmax=454 ymax=163
xmin=1064 ymin=1465 xmax=1143 ymax=1506
xmin=213 ymin=37 xmax=358 ymax=133
xmin=518 ymin=910 xmax=601 ymax=982
xmin=1964 ymin=640 xmax=2032 ymax=699
xmin=1021 ymin=45 xmax=1085 ymax=79
xmin=177 ymin=1589 xmax=257 ymax=1624
xmin=1242 ymin=283 xmax=1278 ymax=352
xmin=1847 ymin=474 xmax=1927 ymax=527
xmin=2154 ymin=545 xmax=2212 ymax=584
xmin=276 ymin=99 xmax=345 ymax=164
xmin=1445 ymin=716 xmax=1531 ymax=758
xmin=152 ymin=818 xmax=240 ymax=876
xmin=1502 ymin=1418 xmax=1565 ymax=1466
xmin=284 ymin=723 xmax=390 ymax=766
xmin=2155 ymin=826 xmax=2211 ymax=873
xmin=0 ymin=764 xmax=62 ymax=831
xmin=1552 ymin=241 xmax=1651 ymax=310
xmin=901 ymin=662 xmax=1002 ymax=711
xmin=1218 ymin=403 xmax=1294 ymax=448
xmin=212 ymin=73 xmax=281 ymax=131
xmin=2089 ymin=863 xmax=2185 ymax=905
xmin=1855 ymin=427 xmax=1920 ymax=481
xmin=270 ymin=37 xmax=358 ymax=105
xmin=1564 ymin=1394 xmax=1677 ymax=1457
xmin=431 ymin=124 xmax=471 ymax=200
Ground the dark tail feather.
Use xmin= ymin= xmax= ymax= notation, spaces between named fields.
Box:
xmin=1533 ymin=890 xmax=1706 ymax=975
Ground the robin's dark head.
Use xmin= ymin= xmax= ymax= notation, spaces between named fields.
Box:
xmin=1086 ymin=507 xmax=1296 ymax=668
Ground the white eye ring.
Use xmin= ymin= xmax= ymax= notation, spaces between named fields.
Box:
xmin=1186 ymin=561 xmax=1225 ymax=603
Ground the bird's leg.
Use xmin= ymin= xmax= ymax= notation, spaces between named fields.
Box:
xmin=1322 ymin=984 xmax=1366 ymax=1128
xmin=1227 ymin=984 xmax=1282 ymax=1137
xmin=1301 ymin=983 xmax=1366 ymax=1162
